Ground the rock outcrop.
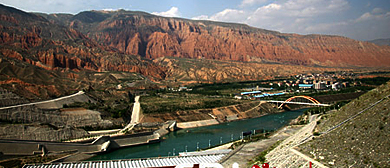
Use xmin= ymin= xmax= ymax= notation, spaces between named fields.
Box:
xmin=1 ymin=4 xmax=390 ymax=99
xmin=0 ymin=4 xmax=167 ymax=80
xmin=63 ymin=11 xmax=390 ymax=67
xmin=154 ymin=57 xmax=344 ymax=84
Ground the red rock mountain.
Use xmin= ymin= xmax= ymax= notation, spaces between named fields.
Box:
xmin=1 ymin=3 xmax=390 ymax=99
xmin=41 ymin=10 xmax=390 ymax=67
xmin=0 ymin=4 xmax=166 ymax=79
xmin=1 ymin=3 xmax=390 ymax=86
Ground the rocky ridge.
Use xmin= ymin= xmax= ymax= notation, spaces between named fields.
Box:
xmin=1 ymin=3 xmax=389 ymax=99
xmin=44 ymin=10 xmax=390 ymax=67
xmin=0 ymin=4 xmax=166 ymax=79
xmin=155 ymin=57 xmax=346 ymax=84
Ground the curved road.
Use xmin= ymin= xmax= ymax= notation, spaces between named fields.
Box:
xmin=0 ymin=91 xmax=85 ymax=110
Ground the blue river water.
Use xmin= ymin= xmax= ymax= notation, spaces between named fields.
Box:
xmin=89 ymin=109 xmax=304 ymax=161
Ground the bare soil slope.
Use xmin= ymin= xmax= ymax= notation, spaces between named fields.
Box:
xmin=299 ymin=82 xmax=390 ymax=167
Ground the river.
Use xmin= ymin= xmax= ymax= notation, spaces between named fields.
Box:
xmin=89 ymin=109 xmax=304 ymax=161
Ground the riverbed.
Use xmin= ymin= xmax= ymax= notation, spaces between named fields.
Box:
xmin=89 ymin=109 xmax=305 ymax=161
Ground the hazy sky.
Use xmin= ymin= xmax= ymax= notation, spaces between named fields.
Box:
xmin=1 ymin=0 xmax=389 ymax=41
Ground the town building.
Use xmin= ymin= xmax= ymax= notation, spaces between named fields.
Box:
xmin=314 ymin=82 xmax=327 ymax=90
xmin=298 ymin=84 xmax=313 ymax=89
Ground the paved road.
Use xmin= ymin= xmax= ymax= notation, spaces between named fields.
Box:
xmin=0 ymin=91 xmax=84 ymax=110
xmin=265 ymin=114 xmax=328 ymax=168
xmin=220 ymin=125 xmax=303 ymax=168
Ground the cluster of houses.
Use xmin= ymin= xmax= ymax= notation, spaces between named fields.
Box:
xmin=167 ymin=87 xmax=193 ymax=92
xmin=235 ymin=73 xmax=354 ymax=99
xmin=235 ymin=89 xmax=286 ymax=100
xmin=272 ymin=73 xmax=351 ymax=91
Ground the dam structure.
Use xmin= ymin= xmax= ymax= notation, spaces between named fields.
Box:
xmin=0 ymin=94 xmax=176 ymax=159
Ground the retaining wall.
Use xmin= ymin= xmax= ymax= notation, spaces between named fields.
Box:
xmin=177 ymin=119 xmax=219 ymax=129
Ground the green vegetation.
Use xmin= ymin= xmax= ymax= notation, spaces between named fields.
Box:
xmin=355 ymin=77 xmax=390 ymax=86
xmin=230 ymin=132 xmax=271 ymax=150
xmin=81 ymin=125 xmax=123 ymax=131
xmin=138 ymin=73 xmax=388 ymax=114
xmin=62 ymin=100 xmax=132 ymax=120
xmin=188 ymin=79 xmax=289 ymax=96
xmin=140 ymin=93 xmax=241 ymax=114
xmin=304 ymin=101 xmax=350 ymax=115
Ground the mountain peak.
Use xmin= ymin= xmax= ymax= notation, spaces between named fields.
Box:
xmin=0 ymin=3 xmax=46 ymax=23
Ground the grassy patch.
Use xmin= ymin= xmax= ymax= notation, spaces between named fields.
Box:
xmin=140 ymin=93 xmax=242 ymax=114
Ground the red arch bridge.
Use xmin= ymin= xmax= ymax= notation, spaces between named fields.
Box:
xmin=266 ymin=95 xmax=330 ymax=109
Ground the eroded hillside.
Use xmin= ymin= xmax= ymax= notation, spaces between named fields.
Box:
xmin=44 ymin=9 xmax=390 ymax=67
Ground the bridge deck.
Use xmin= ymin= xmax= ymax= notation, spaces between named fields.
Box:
xmin=267 ymin=100 xmax=330 ymax=106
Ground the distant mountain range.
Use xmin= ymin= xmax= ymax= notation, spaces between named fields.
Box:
xmin=1 ymin=3 xmax=390 ymax=98
xmin=36 ymin=9 xmax=390 ymax=67
xmin=367 ymin=38 xmax=390 ymax=46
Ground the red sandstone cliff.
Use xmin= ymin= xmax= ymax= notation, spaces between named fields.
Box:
xmin=2 ymin=3 xmax=390 ymax=87
xmin=0 ymin=4 xmax=166 ymax=80
xmin=66 ymin=11 xmax=390 ymax=67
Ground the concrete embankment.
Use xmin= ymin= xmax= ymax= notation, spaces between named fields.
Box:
xmin=0 ymin=121 xmax=176 ymax=160
xmin=176 ymin=101 xmax=278 ymax=129
xmin=177 ymin=119 xmax=219 ymax=129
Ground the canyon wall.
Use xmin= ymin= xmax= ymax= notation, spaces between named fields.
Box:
xmin=69 ymin=11 xmax=390 ymax=67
